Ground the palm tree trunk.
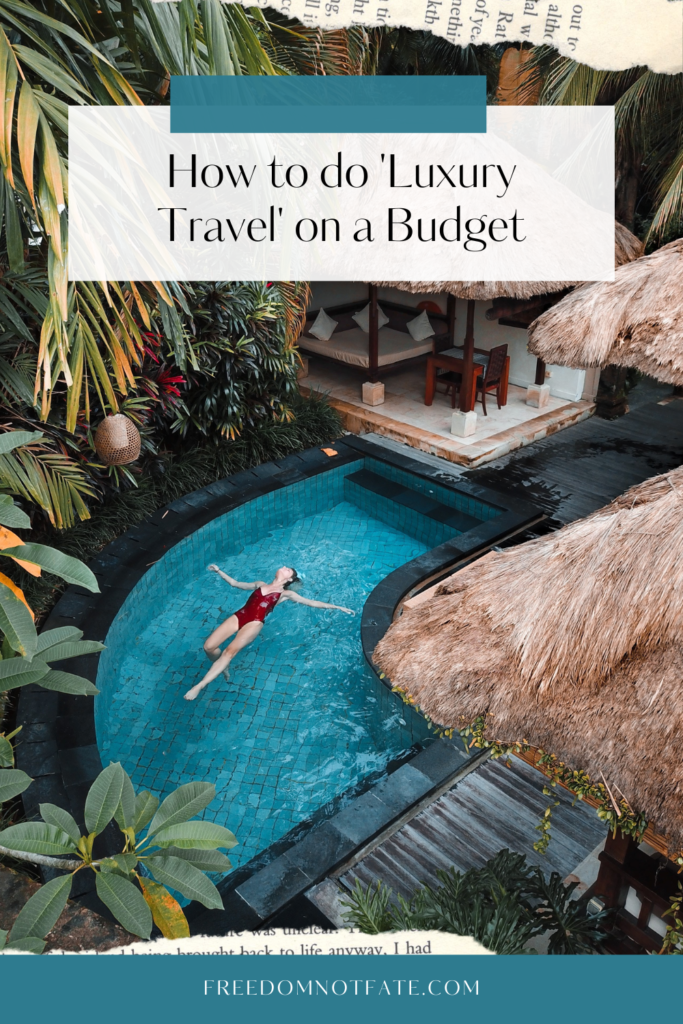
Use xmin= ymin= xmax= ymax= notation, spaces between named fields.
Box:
xmin=615 ymin=143 xmax=642 ymax=231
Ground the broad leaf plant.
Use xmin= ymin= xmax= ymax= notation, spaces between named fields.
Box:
xmin=0 ymin=763 xmax=235 ymax=950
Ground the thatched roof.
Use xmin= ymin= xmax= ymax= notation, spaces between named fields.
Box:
xmin=374 ymin=466 xmax=683 ymax=847
xmin=528 ymin=238 xmax=683 ymax=382
xmin=614 ymin=221 xmax=645 ymax=267
xmin=372 ymin=222 xmax=643 ymax=302
xmin=373 ymin=279 xmax=576 ymax=302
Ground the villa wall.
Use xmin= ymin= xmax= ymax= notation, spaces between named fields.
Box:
xmin=308 ymin=282 xmax=592 ymax=403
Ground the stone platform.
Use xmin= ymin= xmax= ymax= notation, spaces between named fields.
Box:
xmin=299 ymin=361 xmax=594 ymax=468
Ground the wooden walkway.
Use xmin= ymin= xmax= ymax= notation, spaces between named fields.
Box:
xmin=338 ymin=755 xmax=606 ymax=899
xmin=465 ymin=381 xmax=683 ymax=527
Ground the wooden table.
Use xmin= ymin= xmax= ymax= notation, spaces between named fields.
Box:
xmin=424 ymin=348 xmax=510 ymax=412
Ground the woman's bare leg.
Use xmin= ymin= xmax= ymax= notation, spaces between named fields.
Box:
xmin=203 ymin=614 xmax=240 ymax=662
xmin=184 ymin=622 xmax=263 ymax=701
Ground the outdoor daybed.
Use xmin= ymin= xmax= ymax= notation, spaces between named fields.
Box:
xmin=299 ymin=285 xmax=453 ymax=382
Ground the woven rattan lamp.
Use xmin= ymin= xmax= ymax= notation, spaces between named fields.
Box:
xmin=94 ymin=414 xmax=141 ymax=465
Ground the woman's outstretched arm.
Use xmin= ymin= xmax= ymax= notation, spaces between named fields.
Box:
xmin=207 ymin=565 xmax=264 ymax=590
xmin=282 ymin=592 xmax=355 ymax=615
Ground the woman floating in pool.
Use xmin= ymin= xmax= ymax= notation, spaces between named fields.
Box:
xmin=183 ymin=564 xmax=355 ymax=701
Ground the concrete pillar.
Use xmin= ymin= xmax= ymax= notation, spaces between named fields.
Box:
xmin=451 ymin=410 xmax=477 ymax=437
xmin=362 ymin=381 xmax=385 ymax=406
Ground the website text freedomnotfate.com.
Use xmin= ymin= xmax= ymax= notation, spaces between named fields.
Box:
xmin=202 ymin=979 xmax=479 ymax=997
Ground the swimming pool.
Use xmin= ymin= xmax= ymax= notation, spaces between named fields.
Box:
xmin=95 ymin=457 xmax=501 ymax=870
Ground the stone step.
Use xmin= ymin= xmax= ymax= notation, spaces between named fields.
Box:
xmin=346 ymin=468 xmax=482 ymax=534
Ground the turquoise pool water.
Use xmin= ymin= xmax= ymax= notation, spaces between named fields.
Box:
xmin=95 ymin=459 xmax=479 ymax=870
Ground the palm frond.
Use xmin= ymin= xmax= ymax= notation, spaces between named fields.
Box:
xmin=0 ymin=435 xmax=97 ymax=528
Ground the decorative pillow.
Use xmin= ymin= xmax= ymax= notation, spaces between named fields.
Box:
xmin=352 ymin=302 xmax=390 ymax=333
xmin=308 ymin=308 xmax=338 ymax=342
xmin=406 ymin=309 xmax=436 ymax=342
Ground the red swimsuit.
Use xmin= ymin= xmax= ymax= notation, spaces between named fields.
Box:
xmin=234 ymin=588 xmax=281 ymax=629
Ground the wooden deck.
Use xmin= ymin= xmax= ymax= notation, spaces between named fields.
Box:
xmin=465 ymin=379 xmax=683 ymax=526
xmin=338 ymin=755 xmax=606 ymax=900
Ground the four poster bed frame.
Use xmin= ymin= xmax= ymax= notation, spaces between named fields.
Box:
xmin=299 ymin=284 xmax=456 ymax=380
xmin=300 ymin=284 xmax=567 ymax=413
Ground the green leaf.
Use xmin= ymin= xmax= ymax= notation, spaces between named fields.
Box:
xmin=99 ymin=853 xmax=138 ymax=875
xmin=84 ymin=763 xmax=124 ymax=836
xmin=139 ymin=877 xmax=190 ymax=939
xmin=0 ymin=928 xmax=6 ymax=950
xmin=147 ymin=855 xmax=223 ymax=910
xmin=0 ymin=495 xmax=30 ymax=529
xmin=95 ymin=872 xmax=152 ymax=939
xmin=0 ymin=733 xmax=14 ymax=767
xmin=35 ymin=640 xmax=105 ymax=663
xmin=0 ymin=585 xmax=38 ymax=659
xmin=152 ymin=821 xmax=238 ymax=851
xmin=0 ymin=768 xmax=33 ymax=803
xmin=4 ymin=936 xmax=46 ymax=954
xmin=36 ymin=627 xmax=83 ymax=653
xmin=0 ymin=544 xmax=99 ymax=592
xmin=0 ymin=657 xmax=48 ymax=692
xmin=114 ymin=769 xmax=136 ymax=831
xmin=133 ymin=791 xmax=158 ymax=835
xmin=157 ymin=847 xmax=233 ymax=873
xmin=147 ymin=782 xmax=216 ymax=837
xmin=9 ymin=874 xmax=72 ymax=941
xmin=39 ymin=804 xmax=81 ymax=844
xmin=4 ymin=187 xmax=23 ymax=273
xmin=0 ymin=822 xmax=76 ymax=856
xmin=37 ymin=670 xmax=99 ymax=696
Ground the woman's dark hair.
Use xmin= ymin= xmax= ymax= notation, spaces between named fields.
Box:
xmin=283 ymin=568 xmax=301 ymax=589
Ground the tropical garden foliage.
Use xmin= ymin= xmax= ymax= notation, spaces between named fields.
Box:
xmin=0 ymin=1 xmax=325 ymax=538
xmin=520 ymin=47 xmax=683 ymax=244
xmin=341 ymin=848 xmax=609 ymax=955
xmin=0 ymin=763 xmax=235 ymax=949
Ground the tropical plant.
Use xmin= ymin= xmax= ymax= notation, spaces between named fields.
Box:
xmin=0 ymin=441 xmax=102 ymax=811
xmin=173 ymin=281 xmax=302 ymax=440
xmin=661 ymin=883 xmax=683 ymax=955
xmin=0 ymin=762 xmax=235 ymax=950
xmin=341 ymin=848 xmax=610 ymax=955
xmin=519 ymin=48 xmax=683 ymax=243
xmin=0 ymin=439 xmax=99 ymax=665
xmin=0 ymin=1 xmax=335 ymax=534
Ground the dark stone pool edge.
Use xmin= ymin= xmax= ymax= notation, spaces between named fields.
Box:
xmin=15 ymin=435 xmax=542 ymax=930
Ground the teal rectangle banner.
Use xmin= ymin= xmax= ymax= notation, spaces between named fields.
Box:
xmin=170 ymin=76 xmax=486 ymax=133
xmin=2 ymin=952 xmax=682 ymax=1024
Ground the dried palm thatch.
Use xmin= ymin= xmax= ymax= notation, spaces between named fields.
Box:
xmin=614 ymin=221 xmax=645 ymax=267
xmin=374 ymin=465 xmax=683 ymax=847
xmin=372 ymin=222 xmax=643 ymax=302
xmin=372 ymin=278 xmax=577 ymax=302
xmin=528 ymin=238 xmax=683 ymax=381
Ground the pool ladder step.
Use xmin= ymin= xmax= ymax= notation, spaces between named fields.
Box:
xmin=345 ymin=469 xmax=481 ymax=534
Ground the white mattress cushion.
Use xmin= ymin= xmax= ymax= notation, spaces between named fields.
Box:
xmin=299 ymin=327 xmax=433 ymax=368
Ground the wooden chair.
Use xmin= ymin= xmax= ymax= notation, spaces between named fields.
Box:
xmin=441 ymin=344 xmax=509 ymax=414
xmin=476 ymin=344 xmax=508 ymax=415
